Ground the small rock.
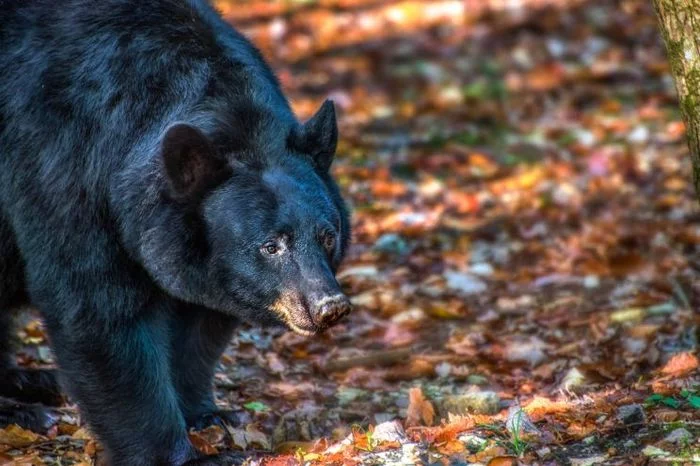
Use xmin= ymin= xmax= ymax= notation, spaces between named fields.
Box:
xmin=373 ymin=233 xmax=410 ymax=256
xmin=623 ymin=439 xmax=635 ymax=448
xmin=663 ymin=427 xmax=692 ymax=444
xmin=444 ymin=271 xmax=487 ymax=295
xmin=616 ymin=404 xmax=646 ymax=426
xmin=372 ymin=421 xmax=407 ymax=444
xmin=441 ymin=390 xmax=500 ymax=415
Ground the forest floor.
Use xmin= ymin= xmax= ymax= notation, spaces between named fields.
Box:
xmin=1 ymin=0 xmax=699 ymax=465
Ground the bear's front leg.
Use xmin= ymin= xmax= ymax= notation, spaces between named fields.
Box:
xmin=44 ymin=304 xmax=237 ymax=466
xmin=170 ymin=305 xmax=240 ymax=430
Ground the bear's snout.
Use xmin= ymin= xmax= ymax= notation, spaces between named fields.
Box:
xmin=311 ymin=294 xmax=352 ymax=329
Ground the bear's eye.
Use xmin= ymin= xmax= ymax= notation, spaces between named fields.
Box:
xmin=322 ymin=232 xmax=336 ymax=252
xmin=261 ymin=241 xmax=281 ymax=256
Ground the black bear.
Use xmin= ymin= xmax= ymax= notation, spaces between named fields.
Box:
xmin=0 ymin=1 xmax=351 ymax=465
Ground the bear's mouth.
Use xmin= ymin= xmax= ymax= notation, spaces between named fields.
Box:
xmin=269 ymin=291 xmax=321 ymax=336
xmin=283 ymin=320 xmax=320 ymax=336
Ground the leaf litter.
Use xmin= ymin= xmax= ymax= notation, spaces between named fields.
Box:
xmin=2 ymin=0 xmax=700 ymax=464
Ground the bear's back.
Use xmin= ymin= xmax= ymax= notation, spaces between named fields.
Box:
xmin=0 ymin=0 xmax=291 ymax=207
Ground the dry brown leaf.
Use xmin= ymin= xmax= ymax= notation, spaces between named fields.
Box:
xmin=197 ymin=426 xmax=226 ymax=446
xmin=406 ymin=387 xmax=435 ymax=427
xmin=226 ymin=424 xmax=271 ymax=451
xmin=188 ymin=431 xmax=219 ymax=455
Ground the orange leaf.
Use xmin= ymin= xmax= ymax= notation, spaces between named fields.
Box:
xmin=661 ymin=352 xmax=699 ymax=377
xmin=522 ymin=396 xmax=569 ymax=421
xmin=0 ymin=425 xmax=42 ymax=448
xmin=436 ymin=439 xmax=466 ymax=455
xmin=406 ymin=387 xmax=435 ymax=427
xmin=487 ymin=457 xmax=518 ymax=466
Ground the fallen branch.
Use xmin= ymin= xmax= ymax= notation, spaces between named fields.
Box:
xmin=323 ymin=348 xmax=413 ymax=372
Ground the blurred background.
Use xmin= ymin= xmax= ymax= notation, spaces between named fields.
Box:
xmin=7 ymin=0 xmax=700 ymax=464
xmin=216 ymin=0 xmax=700 ymax=461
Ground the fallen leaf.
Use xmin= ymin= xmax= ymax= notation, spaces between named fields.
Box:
xmin=487 ymin=457 xmax=518 ymax=466
xmin=0 ymin=425 xmax=41 ymax=448
xmin=661 ymin=352 xmax=699 ymax=377
xmin=406 ymin=387 xmax=435 ymax=426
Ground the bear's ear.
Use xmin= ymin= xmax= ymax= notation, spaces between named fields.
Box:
xmin=289 ymin=99 xmax=338 ymax=172
xmin=161 ymin=123 xmax=227 ymax=199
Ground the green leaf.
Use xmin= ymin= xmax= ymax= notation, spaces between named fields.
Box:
xmin=645 ymin=394 xmax=681 ymax=409
xmin=661 ymin=397 xmax=681 ymax=409
xmin=687 ymin=395 xmax=700 ymax=409
xmin=244 ymin=401 xmax=270 ymax=412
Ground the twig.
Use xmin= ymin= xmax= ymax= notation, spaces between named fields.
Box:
xmin=323 ymin=348 xmax=413 ymax=372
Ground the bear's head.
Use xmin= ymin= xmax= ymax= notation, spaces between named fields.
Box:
xmin=139 ymin=100 xmax=352 ymax=335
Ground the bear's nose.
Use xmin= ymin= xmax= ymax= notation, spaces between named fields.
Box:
xmin=313 ymin=294 xmax=352 ymax=328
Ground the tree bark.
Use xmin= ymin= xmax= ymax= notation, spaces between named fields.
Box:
xmin=652 ymin=0 xmax=700 ymax=199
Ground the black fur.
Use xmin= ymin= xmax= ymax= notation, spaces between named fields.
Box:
xmin=0 ymin=1 xmax=351 ymax=465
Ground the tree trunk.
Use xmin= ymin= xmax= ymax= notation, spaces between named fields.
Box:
xmin=652 ymin=0 xmax=700 ymax=199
